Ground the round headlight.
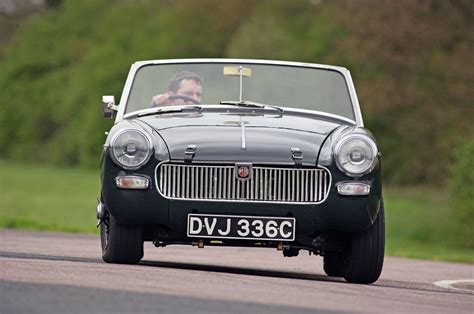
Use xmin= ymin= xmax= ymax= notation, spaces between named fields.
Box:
xmin=334 ymin=134 xmax=378 ymax=177
xmin=110 ymin=129 xmax=153 ymax=170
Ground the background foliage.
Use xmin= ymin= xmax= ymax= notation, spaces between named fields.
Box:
xmin=1 ymin=0 xmax=472 ymax=183
xmin=0 ymin=0 xmax=474 ymax=255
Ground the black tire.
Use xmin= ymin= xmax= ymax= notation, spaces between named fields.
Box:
xmin=100 ymin=214 xmax=143 ymax=264
xmin=342 ymin=201 xmax=385 ymax=284
xmin=323 ymin=252 xmax=344 ymax=277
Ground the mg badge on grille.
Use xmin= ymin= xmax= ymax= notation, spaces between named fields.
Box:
xmin=239 ymin=166 xmax=249 ymax=178
xmin=235 ymin=163 xmax=252 ymax=181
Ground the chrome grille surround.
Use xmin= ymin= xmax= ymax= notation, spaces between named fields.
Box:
xmin=155 ymin=162 xmax=331 ymax=204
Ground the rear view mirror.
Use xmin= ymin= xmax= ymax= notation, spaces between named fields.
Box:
xmin=223 ymin=66 xmax=252 ymax=77
xmin=101 ymin=95 xmax=117 ymax=119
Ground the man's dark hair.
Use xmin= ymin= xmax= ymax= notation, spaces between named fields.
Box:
xmin=168 ymin=71 xmax=203 ymax=92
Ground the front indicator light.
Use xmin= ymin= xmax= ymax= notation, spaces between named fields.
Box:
xmin=337 ymin=182 xmax=370 ymax=196
xmin=115 ymin=175 xmax=149 ymax=190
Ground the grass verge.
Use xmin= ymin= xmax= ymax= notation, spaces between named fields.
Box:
xmin=0 ymin=161 xmax=99 ymax=234
xmin=0 ymin=161 xmax=472 ymax=263
xmin=384 ymin=186 xmax=473 ymax=263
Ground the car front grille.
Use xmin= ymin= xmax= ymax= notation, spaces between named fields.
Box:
xmin=156 ymin=163 xmax=331 ymax=204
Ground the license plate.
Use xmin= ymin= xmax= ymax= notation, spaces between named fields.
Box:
xmin=187 ymin=214 xmax=295 ymax=241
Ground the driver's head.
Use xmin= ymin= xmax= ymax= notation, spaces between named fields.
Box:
xmin=168 ymin=71 xmax=203 ymax=104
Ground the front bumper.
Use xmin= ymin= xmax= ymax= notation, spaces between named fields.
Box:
xmin=101 ymin=154 xmax=382 ymax=241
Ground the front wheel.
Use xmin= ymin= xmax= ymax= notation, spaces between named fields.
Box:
xmin=100 ymin=213 xmax=143 ymax=264
xmin=341 ymin=201 xmax=385 ymax=284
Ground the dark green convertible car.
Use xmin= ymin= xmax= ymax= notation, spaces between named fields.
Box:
xmin=98 ymin=59 xmax=384 ymax=284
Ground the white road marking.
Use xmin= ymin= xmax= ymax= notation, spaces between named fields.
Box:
xmin=434 ymin=279 xmax=474 ymax=292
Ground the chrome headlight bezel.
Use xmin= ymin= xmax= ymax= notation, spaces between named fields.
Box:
xmin=109 ymin=129 xmax=153 ymax=170
xmin=333 ymin=134 xmax=378 ymax=177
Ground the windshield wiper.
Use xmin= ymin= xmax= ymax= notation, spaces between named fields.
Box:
xmin=136 ymin=105 xmax=202 ymax=118
xmin=220 ymin=100 xmax=284 ymax=114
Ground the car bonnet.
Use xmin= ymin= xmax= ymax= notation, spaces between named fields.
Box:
xmin=137 ymin=111 xmax=343 ymax=164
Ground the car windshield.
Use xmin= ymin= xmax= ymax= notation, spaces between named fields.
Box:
xmin=125 ymin=62 xmax=355 ymax=120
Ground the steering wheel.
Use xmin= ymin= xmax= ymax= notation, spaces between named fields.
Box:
xmin=168 ymin=94 xmax=201 ymax=105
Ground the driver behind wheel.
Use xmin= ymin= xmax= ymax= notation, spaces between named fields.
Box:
xmin=151 ymin=71 xmax=203 ymax=107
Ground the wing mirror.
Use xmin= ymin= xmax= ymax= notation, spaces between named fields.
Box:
xmin=101 ymin=95 xmax=118 ymax=119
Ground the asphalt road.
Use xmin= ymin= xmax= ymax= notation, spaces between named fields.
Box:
xmin=1 ymin=229 xmax=473 ymax=314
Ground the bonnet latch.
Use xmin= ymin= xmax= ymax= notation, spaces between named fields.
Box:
xmin=291 ymin=147 xmax=303 ymax=168
xmin=184 ymin=145 xmax=197 ymax=164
